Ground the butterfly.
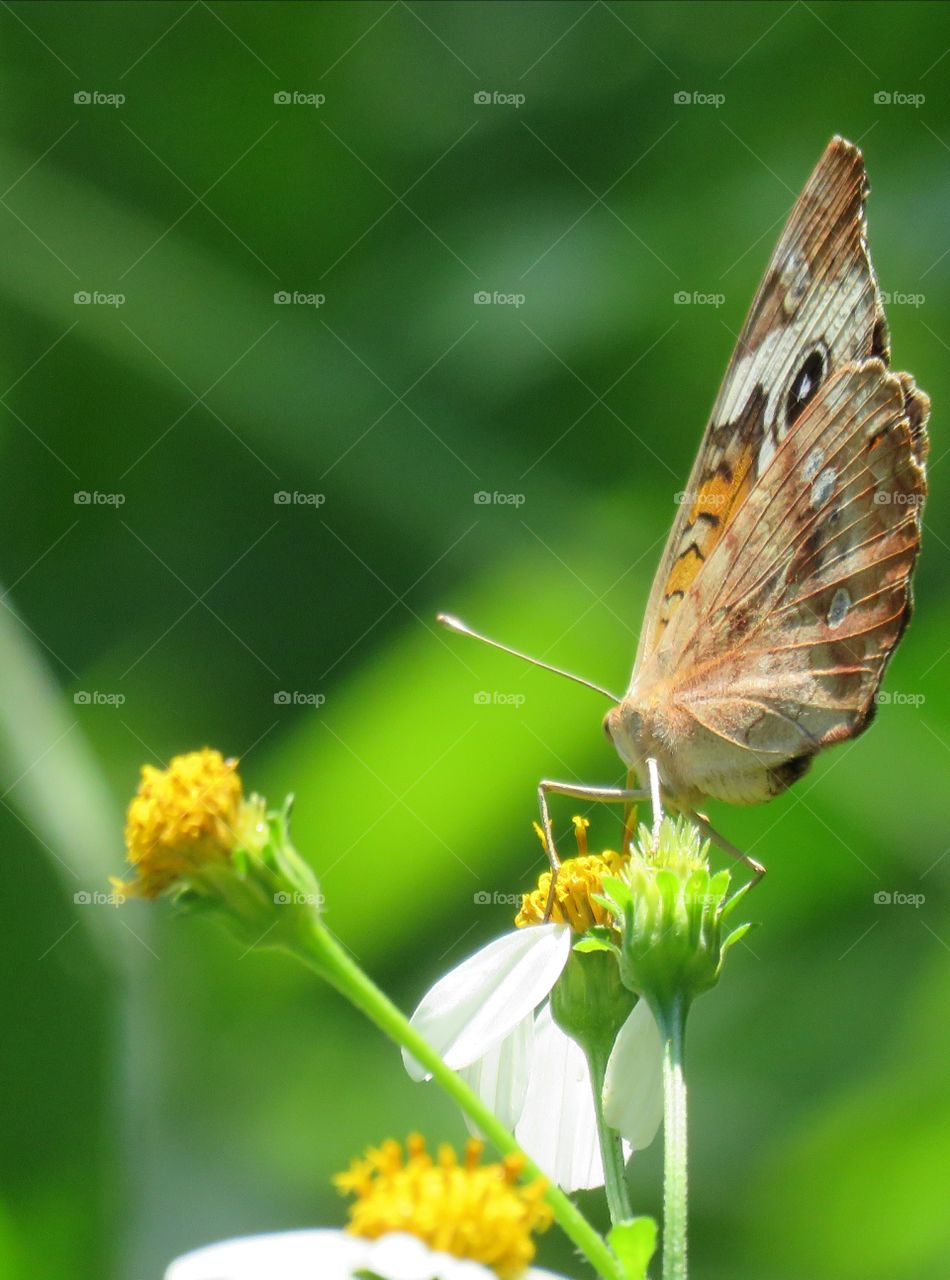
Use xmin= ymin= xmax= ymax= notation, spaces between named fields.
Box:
xmin=442 ymin=136 xmax=929 ymax=874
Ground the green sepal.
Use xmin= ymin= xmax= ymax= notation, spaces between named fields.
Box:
xmin=573 ymin=924 xmax=616 ymax=954
xmin=608 ymin=1215 xmax=658 ymax=1280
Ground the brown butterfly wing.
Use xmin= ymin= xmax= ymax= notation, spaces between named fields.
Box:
xmin=632 ymin=137 xmax=888 ymax=675
xmin=646 ymin=359 xmax=928 ymax=802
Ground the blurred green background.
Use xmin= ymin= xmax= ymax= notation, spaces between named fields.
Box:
xmin=1 ymin=2 xmax=948 ymax=1277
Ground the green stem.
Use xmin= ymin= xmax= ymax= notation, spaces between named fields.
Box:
xmin=291 ymin=920 xmax=623 ymax=1280
xmin=586 ymin=1044 xmax=633 ymax=1226
xmin=656 ymin=997 xmax=689 ymax=1280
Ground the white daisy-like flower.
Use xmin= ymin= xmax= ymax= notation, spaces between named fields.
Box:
xmin=167 ymin=1134 xmax=565 ymax=1280
xmin=403 ymin=824 xmax=664 ymax=1191
xmin=164 ymin=1229 xmax=567 ymax=1280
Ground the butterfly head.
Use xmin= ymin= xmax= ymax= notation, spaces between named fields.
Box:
xmin=603 ymin=699 xmax=649 ymax=773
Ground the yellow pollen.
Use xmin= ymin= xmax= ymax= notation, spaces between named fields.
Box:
xmin=516 ymin=816 xmax=627 ymax=931
xmin=115 ymin=748 xmax=243 ymax=898
xmin=334 ymin=1134 xmax=551 ymax=1279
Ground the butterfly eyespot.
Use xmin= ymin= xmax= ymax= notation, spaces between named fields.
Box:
xmin=786 ymin=349 xmax=825 ymax=426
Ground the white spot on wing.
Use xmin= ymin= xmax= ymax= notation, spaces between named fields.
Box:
xmin=810 ymin=467 xmax=836 ymax=508
xmin=827 ymin=588 xmax=850 ymax=628
xmin=780 ymin=250 xmax=810 ymax=315
xmin=802 ymin=446 xmax=824 ymax=482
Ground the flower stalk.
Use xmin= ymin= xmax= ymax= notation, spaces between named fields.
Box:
xmin=655 ymin=997 xmax=688 ymax=1280
xmin=289 ymin=916 xmax=625 ymax=1280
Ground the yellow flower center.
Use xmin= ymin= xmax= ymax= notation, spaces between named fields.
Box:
xmin=334 ymin=1134 xmax=551 ymax=1279
xmin=516 ymin=816 xmax=628 ymax=931
xmin=116 ymin=748 xmax=244 ymax=898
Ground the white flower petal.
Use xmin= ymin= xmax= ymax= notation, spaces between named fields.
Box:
xmin=514 ymin=1002 xmax=607 ymax=1192
xmin=459 ymin=1010 xmax=534 ymax=1131
xmin=164 ymin=1229 xmax=358 ymax=1280
xmin=164 ymin=1229 xmax=569 ymax=1280
xmin=365 ymin=1232 xmax=493 ymax=1279
xmin=603 ymin=999 xmax=664 ymax=1150
xmin=402 ymin=924 xmax=571 ymax=1079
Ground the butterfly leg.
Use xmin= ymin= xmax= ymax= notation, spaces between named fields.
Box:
xmin=689 ymin=811 xmax=766 ymax=885
xmin=537 ymin=779 xmax=650 ymax=919
xmin=647 ymin=757 xmax=664 ymax=845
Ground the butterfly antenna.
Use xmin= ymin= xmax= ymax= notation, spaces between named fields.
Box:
xmin=436 ymin=613 xmax=620 ymax=703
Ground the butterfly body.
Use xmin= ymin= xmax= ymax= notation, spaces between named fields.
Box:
xmin=604 ymin=138 xmax=929 ymax=813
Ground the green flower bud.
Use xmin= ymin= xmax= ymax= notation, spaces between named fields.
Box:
xmin=603 ymin=816 xmax=752 ymax=1018
xmin=551 ymin=947 xmax=638 ymax=1062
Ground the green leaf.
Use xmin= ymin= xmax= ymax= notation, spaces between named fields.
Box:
xmin=723 ymin=922 xmax=755 ymax=952
xmin=608 ymin=1215 xmax=658 ymax=1280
